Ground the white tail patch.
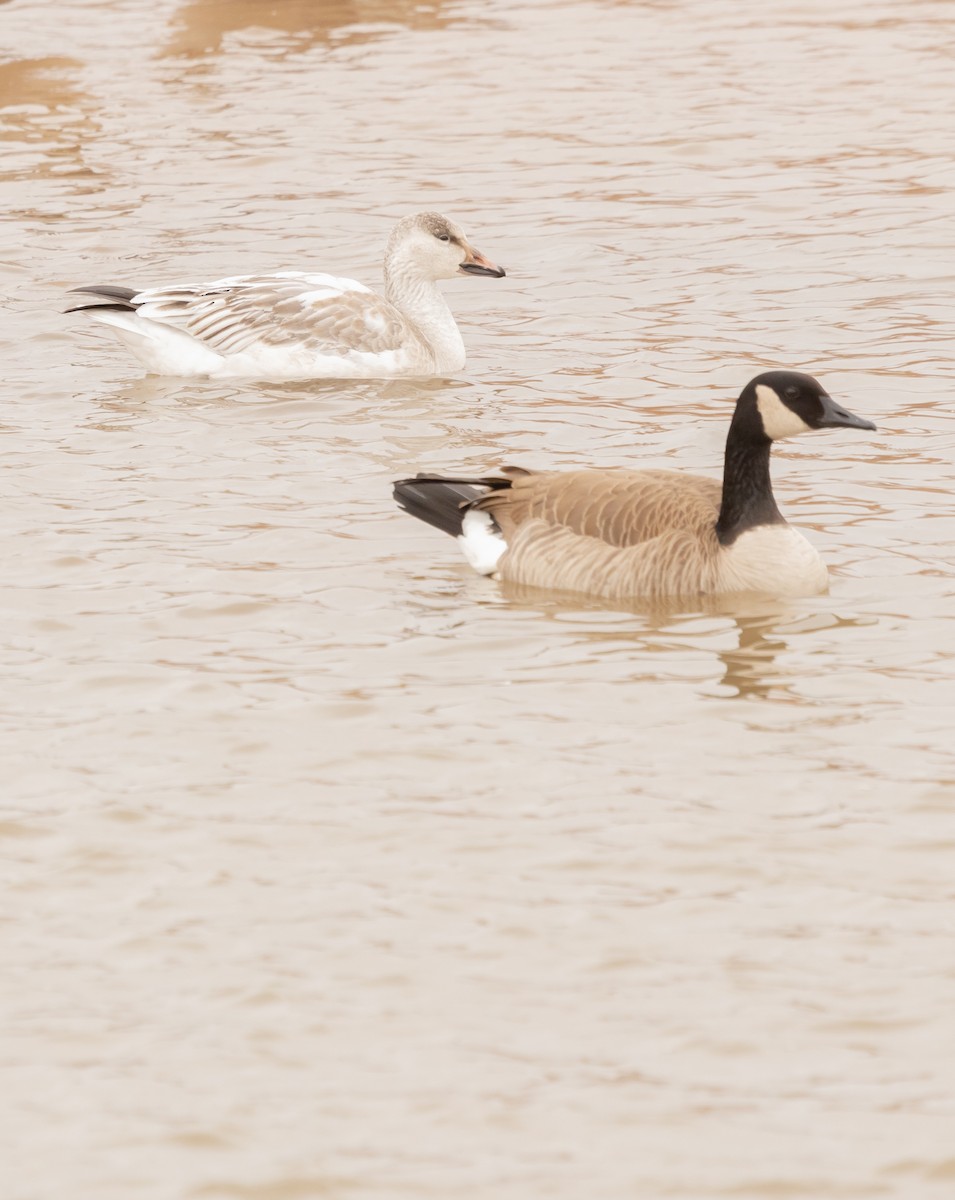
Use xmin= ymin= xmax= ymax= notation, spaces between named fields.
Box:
xmin=755 ymin=384 xmax=812 ymax=440
xmin=457 ymin=508 xmax=507 ymax=575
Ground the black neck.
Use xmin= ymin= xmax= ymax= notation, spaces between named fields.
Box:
xmin=715 ymin=430 xmax=784 ymax=546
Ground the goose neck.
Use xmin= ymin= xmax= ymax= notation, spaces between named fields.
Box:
xmin=384 ymin=259 xmax=464 ymax=372
xmin=384 ymin=259 xmax=444 ymax=310
xmin=716 ymin=428 xmax=783 ymax=546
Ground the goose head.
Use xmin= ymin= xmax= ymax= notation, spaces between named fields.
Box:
xmin=737 ymin=370 xmax=876 ymax=442
xmin=386 ymin=211 xmax=506 ymax=282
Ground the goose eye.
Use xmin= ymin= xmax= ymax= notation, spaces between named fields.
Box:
xmin=436 ymin=233 xmax=451 ymax=243
xmin=785 ymin=387 xmax=799 ymax=400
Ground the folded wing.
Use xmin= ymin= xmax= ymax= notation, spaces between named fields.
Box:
xmin=475 ymin=468 xmax=722 ymax=546
xmin=130 ymin=272 xmax=412 ymax=357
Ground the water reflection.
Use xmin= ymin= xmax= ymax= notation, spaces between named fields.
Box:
xmin=0 ymin=56 xmax=81 ymax=108
xmin=6 ymin=1 xmax=955 ymax=1196
xmin=78 ymin=372 xmax=470 ymax=428
xmin=0 ymin=57 xmax=95 ymax=181
xmin=164 ymin=0 xmax=456 ymax=57
xmin=713 ymin=614 xmax=797 ymax=700
xmin=494 ymin=586 xmax=880 ymax=702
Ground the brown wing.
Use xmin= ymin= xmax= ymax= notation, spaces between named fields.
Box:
xmin=474 ymin=468 xmax=722 ymax=546
xmin=132 ymin=273 xmax=414 ymax=357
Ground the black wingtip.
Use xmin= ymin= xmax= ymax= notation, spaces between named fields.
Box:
xmin=65 ymin=284 xmax=139 ymax=313
xmin=68 ymin=284 xmax=138 ymax=301
xmin=64 ymin=301 xmax=135 ymax=314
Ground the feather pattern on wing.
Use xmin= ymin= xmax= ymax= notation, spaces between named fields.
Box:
xmin=473 ymin=468 xmax=722 ymax=544
xmin=131 ymin=273 xmax=418 ymax=359
xmin=468 ymin=468 xmax=726 ymax=599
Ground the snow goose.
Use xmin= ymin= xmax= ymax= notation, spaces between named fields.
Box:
xmin=393 ymin=371 xmax=876 ymax=602
xmin=66 ymin=212 xmax=506 ymax=381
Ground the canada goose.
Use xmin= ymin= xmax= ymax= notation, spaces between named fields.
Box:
xmin=393 ymin=371 xmax=876 ymax=601
xmin=65 ymin=212 xmax=505 ymax=381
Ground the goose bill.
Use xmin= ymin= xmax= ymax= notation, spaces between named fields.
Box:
xmin=817 ymin=395 xmax=877 ymax=432
xmin=459 ymin=249 xmax=506 ymax=278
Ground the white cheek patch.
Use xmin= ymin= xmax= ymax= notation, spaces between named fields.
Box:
xmin=755 ymin=384 xmax=813 ymax=440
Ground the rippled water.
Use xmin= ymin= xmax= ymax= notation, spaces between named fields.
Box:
xmin=3 ymin=0 xmax=955 ymax=1196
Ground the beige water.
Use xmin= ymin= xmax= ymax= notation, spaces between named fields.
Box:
xmin=3 ymin=0 xmax=955 ymax=1196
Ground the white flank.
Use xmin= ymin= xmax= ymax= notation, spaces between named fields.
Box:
xmin=206 ymin=346 xmax=405 ymax=381
xmin=82 ymin=311 xmax=409 ymax=379
xmin=87 ymin=312 xmax=225 ymax=375
xmin=457 ymin=508 xmax=507 ymax=575
xmin=718 ymin=524 xmax=829 ymax=596
xmin=755 ymin=384 xmax=812 ymax=440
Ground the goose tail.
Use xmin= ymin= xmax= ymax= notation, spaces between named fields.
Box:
xmin=393 ymin=474 xmax=513 ymax=575
xmin=392 ymin=475 xmax=489 ymax=538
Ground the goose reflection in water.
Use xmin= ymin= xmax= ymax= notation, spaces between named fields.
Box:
xmin=490 ymin=589 xmax=875 ymax=704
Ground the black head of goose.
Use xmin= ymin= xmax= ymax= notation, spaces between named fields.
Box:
xmin=393 ymin=370 xmax=876 ymax=602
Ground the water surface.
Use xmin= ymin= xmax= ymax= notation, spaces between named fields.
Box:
xmin=3 ymin=0 xmax=955 ymax=1196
